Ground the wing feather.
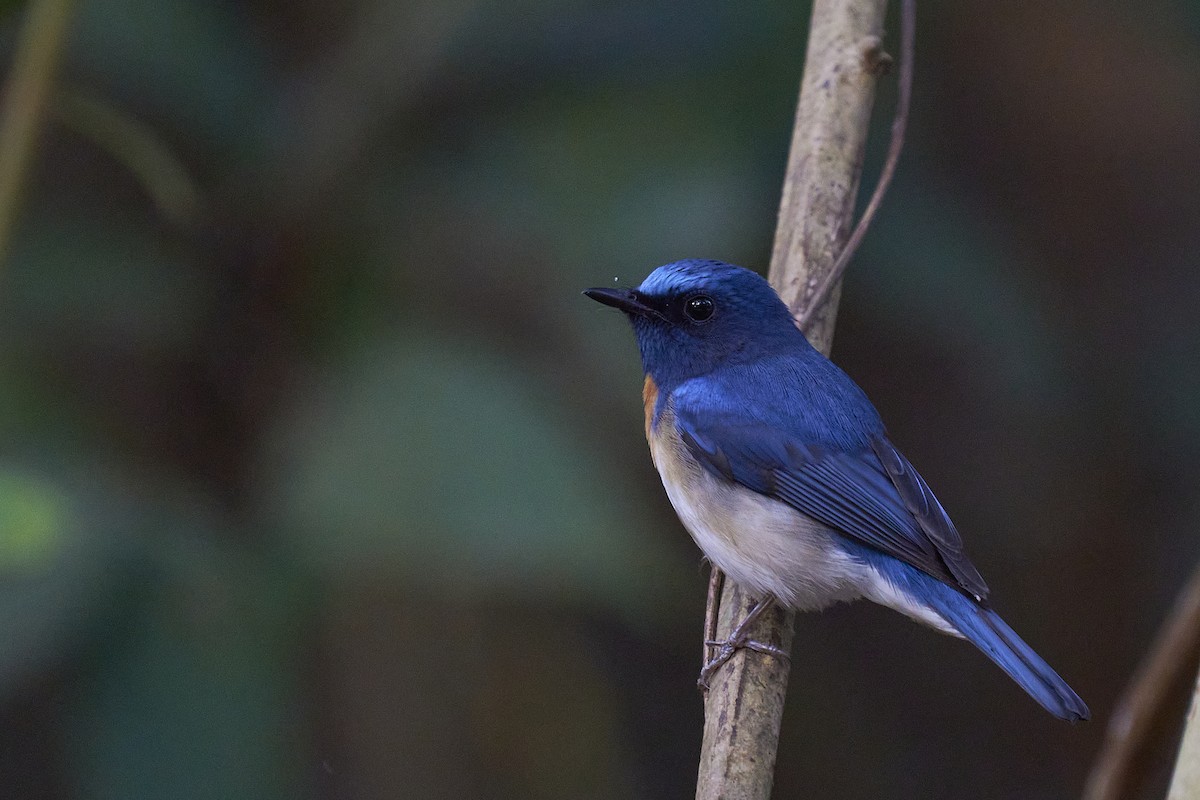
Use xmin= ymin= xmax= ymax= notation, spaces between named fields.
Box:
xmin=676 ymin=402 xmax=989 ymax=600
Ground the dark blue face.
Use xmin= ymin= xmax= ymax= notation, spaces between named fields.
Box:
xmin=587 ymin=260 xmax=807 ymax=390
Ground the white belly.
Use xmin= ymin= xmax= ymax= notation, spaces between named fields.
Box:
xmin=649 ymin=417 xmax=867 ymax=611
xmin=647 ymin=409 xmax=960 ymax=634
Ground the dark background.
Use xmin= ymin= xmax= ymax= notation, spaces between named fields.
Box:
xmin=1 ymin=0 xmax=1197 ymax=798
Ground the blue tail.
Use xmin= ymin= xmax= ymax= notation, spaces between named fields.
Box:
xmin=854 ymin=543 xmax=1090 ymax=722
xmin=912 ymin=575 xmax=1089 ymax=722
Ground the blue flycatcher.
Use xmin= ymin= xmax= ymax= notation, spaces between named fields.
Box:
xmin=585 ymin=259 xmax=1088 ymax=722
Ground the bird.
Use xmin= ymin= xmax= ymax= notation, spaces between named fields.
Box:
xmin=584 ymin=259 xmax=1089 ymax=722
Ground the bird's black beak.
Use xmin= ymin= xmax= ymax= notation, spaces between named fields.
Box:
xmin=583 ymin=287 xmax=657 ymax=318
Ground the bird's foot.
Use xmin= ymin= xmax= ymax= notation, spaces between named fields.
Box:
xmin=696 ymin=594 xmax=789 ymax=691
xmin=697 ymin=636 xmax=789 ymax=690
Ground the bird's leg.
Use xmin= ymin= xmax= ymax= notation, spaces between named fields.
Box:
xmin=698 ymin=593 xmax=789 ymax=691
xmin=701 ymin=564 xmax=724 ymax=670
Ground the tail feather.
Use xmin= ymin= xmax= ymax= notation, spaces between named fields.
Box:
xmin=924 ymin=584 xmax=1090 ymax=722
xmin=850 ymin=540 xmax=1089 ymax=721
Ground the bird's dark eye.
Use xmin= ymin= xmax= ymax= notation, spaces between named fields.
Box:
xmin=684 ymin=295 xmax=714 ymax=322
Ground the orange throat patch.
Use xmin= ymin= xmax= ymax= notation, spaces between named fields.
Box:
xmin=642 ymin=374 xmax=658 ymax=442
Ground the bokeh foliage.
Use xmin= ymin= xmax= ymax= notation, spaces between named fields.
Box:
xmin=1 ymin=0 xmax=1199 ymax=798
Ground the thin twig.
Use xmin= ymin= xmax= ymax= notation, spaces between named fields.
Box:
xmin=0 ymin=0 xmax=76 ymax=271
xmin=797 ymin=0 xmax=914 ymax=329
xmin=52 ymin=89 xmax=203 ymax=229
xmin=1084 ymin=561 xmax=1200 ymax=800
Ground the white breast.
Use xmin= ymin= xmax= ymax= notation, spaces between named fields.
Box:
xmin=646 ymin=406 xmax=961 ymax=634
xmin=648 ymin=409 xmax=868 ymax=611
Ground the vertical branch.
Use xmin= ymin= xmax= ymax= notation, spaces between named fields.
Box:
xmin=771 ymin=0 xmax=891 ymax=347
xmin=695 ymin=1 xmax=890 ymax=798
xmin=0 ymin=0 xmax=76 ymax=271
xmin=1084 ymin=562 xmax=1200 ymax=800
xmin=1170 ymin=668 xmax=1200 ymax=799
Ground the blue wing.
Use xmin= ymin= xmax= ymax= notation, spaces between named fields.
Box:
xmin=671 ymin=366 xmax=990 ymax=601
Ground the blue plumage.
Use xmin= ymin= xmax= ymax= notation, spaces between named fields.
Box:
xmin=585 ymin=259 xmax=1088 ymax=722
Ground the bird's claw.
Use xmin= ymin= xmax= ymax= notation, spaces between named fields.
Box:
xmin=697 ymin=636 xmax=790 ymax=691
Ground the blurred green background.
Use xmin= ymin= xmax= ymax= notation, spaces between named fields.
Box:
xmin=0 ymin=0 xmax=1197 ymax=798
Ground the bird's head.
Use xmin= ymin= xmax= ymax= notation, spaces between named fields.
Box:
xmin=585 ymin=259 xmax=808 ymax=390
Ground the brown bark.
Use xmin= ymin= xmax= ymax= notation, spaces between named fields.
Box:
xmin=695 ymin=1 xmax=890 ymax=797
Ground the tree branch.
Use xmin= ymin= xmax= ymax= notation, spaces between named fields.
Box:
xmin=797 ymin=0 xmax=914 ymax=331
xmin=695 ymin=1 xmax=892 ymax=797
xmin=0 ymin=0 xmax=76 ymax=271
xmin=1085 ymin=561 xmax=1200 ymax=800
xmin=1169 ymin=663 xmax=1200 ymax=799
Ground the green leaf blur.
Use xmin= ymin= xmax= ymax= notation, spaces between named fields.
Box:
xmin=0 ymin=0 xmax=1197 ymax=797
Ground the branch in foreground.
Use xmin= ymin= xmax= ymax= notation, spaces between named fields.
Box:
xmin=1170 ymin=664 xmax=1200 ymax=799
xmin=1085 ymin=561 xmax=1200 ymax=800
